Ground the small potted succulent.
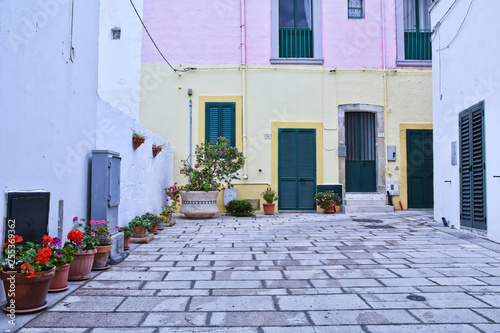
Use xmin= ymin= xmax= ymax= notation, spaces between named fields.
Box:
xmin=314 ymin=191 xmax=341 ymax=214
xmin=152 ymin=144 xmax=163 ymax=157
xmin=261 ymin=188 xmax=278 ymax=215
xmin=132 ymin=132 xmax=147 ymax=150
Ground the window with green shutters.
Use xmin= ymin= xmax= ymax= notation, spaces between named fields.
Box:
xmin=205 ymin=102 xmax=236 ymax=147
xmin=279 ymin=0 xmax=313 ymax=58
xmin=348 ymin=0 xmax=363 ymax=19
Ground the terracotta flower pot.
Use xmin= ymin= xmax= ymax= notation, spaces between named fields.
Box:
xmin=323 ymin=203 xmax=336 ymax=214
xmin=151 ymin=223 xmax=159 ymax=234
xmin=152 ymin=146 xmax=162 ymax=157
xmin=68 ymin=249 xmax=97 ymax=281
xmin=160 ymin=212 xmax=172 ymax=222
xmin=263 ymin=203 xmax=276 ymax=215
xmin=132 ymin=136 xmax=145 ymax=150
xmin=49 ymin=263 xmax=71 ymax=292
xmin=132 ymin=226 xmax=147 ymax=238
xmin=179 ymin=191 xmax=219 ymax=219
xmin=1 ymin=268 xmax=55 ymax=313
xmin=92 ymin=245 xmax=112 ymax=270
xmin=124 ymin=237 xmax=130 ymax=250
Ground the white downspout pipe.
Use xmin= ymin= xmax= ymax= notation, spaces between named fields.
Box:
xmin=241 ymin=0 xmax=248 ymax=180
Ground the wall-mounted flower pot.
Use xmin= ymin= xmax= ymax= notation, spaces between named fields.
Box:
xmin=132 ymin=136 xmax=145 ymax=150
xmin=152 ymin=146 xmax=162 ymax=157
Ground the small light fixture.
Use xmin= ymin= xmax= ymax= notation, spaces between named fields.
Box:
xmin=111 ymin=28 xmax=121 ymax=40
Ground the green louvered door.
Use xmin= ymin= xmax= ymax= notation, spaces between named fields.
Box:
xmin=460 ymin=102 xmax=486 ymax=230
xmin=345 ymin=112 xmax=376 ymax=192
xmin=205 ymin=102 xmax=236 ymax=146
xmin=407 ymin=129 xmax=434 ymax=208
xmin=278 ymin=129 xmax=316 ymax=211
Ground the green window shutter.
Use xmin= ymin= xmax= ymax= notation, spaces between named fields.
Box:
xmin=205 ymin=102 xmax=236 ymax=147
xmin=459 ymin=102 xmax=486 ymax=230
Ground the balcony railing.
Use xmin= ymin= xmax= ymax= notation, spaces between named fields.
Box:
xmin=404 ymin=29 xmax=432 ymax=60
xmin=279 ymin=28 xmax=313 ymax=58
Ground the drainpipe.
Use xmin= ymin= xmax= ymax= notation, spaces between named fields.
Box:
xmin=241 ymin=0 xmax=248 ymax=180
xmin=189 ymin=98 xmax=192 ymax=166
xmin=381 ymin=0 xmax=390 ymax=179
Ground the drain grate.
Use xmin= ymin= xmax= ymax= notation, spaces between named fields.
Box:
xmin=352 ymin=218 xmax=383 ymax=223
xmin=364 ymin=225 xmax=395 ymax=229
xmin=407 ymin=295 xmax=426 ymax=302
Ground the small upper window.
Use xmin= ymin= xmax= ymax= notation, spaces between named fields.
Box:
xmin=348 ymin=0 xmax=363 ymax=19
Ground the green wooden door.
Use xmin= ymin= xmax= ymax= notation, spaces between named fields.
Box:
xmin=345 ymin=112 xmax=377 ymax=192
xmin=459 ymin=102 xmax=486 ymax=230
xmin=278 ymin=129 xmax=316 ymax=210
xmin=407 ymin=129 xmax=433 ymax=208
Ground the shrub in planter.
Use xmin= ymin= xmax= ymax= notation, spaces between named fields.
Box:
xmin=129 ymin=216 xmax=151 ymax=237
xmin=225 ymin=200 xmax=255 ymax=217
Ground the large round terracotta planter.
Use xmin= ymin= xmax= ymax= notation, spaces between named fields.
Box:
xmin=263 ymin=203 xmax=276 ymax=215
xmin=132 ymin=226 xmax=147 ymax=238
xmin=124 ymin=237 xmax=130 ymax=250
xmin=48 ymin=263 xmax=70 ymax=292
xmin=179 ymin=191 xmax=219 ymax=219
xmin=323 ymin=203 xmax=336 ymax=214
xmin=151 ymin=223 xmax=159 ymax=235
xmin=68 ymin=249 xmax=97 ymax=281
xmin=92 ymin=245 xmax=112 ymax=270
xmin=1 ymin=267 xmax=55 ymax=313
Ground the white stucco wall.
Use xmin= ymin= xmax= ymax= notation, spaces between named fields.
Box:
xmin=0 ymin=0 xmax=174 ymax=304
xmin=431 ymin=0 xmax=500 ymax=242
xmin=98 ymin=0 xmax=144 ymax=119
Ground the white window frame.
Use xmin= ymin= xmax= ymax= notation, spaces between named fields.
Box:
xmin=271 ymin=0 xmax=323 ymax=65
xmin=396 ymin=0 xmax=432 ymax=67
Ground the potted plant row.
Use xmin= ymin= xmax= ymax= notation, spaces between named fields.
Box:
xmin=179 ymin=137 xmax=245 ymax=219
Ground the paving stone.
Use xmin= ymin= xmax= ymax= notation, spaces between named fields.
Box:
xmin=379 ymin=278 xmax=437 ymax=287
xmin=216 ymin=270 xmax=283 ymax=280
xmin=361 ymin=292 xmax=489 ymax=309
xmin=93 ymin=271 xmax=166 ymax=281
xmin=189 ymin=296 xmax=275 ymax=311
xmin=277 ymin=295 xmax=370 ymax=310
xmin=428 ymin=277 xmax=487 ymax=286
xmin=310 ymin=278 xmax=382 ymax=288
xmin=265 ymin=280 xmax=312 ymax=289
xmin=308 ymin=309 xmax=419 ymax=325
xmin=209 ymin=311 xmax=309 ymax=326
xmin=159 ymin=328 xmax=257 ymax=333
xmin=262 ymin=326 xmax=365 ymax=333
xmin=325 ymin=269 xmax=398 ymax=279
xmin=366 ymin=324 xmax=481 ymax=333
xmin=194 ymin=280 xmax=262 ymax=289
xmin=142 ymin=281 xmax=192 ymax=289
xmin=48 ymin=296 xmax=124 ymax=312
xmin=474 ymin=324 xmax=500 ymax=332
xmin=410 ymin=309 xmax=489 ymax=323
xmin=470 ymin=294 xmax=500 ymax=307
xmin=141 ymin=312 xmax=207 ymax=326
xmin=92 ymin=329 xmax=156 ymax=333
xmin=164 ymin=271 xmax=213 ymax=280
xmin=212 ymin=288 xmax=289 ymax=296
xmin=72 ymin=289 xmax=157 ymax=296
xmin=116 ymin=296 xmax=189 ymax=311
xmin=157 ymin=289 xmax=209 ymax=296
xmin=19 ymin=330 xmax=87 ymax=333
xmin=288 ymin=288 xmax=342 ymax=295
xmin=282 ymin=270 xmax=329 ymax=280
xmin=82 ymin=280 xmax=143 ymax=289
xmin=26 ymin=312 xmax=144 ymax=328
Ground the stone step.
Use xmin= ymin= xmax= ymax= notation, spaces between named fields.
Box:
xmin=344 ymin=193 xmax=386 ymax=200
xmin=344 ymin=205 xmax=394 ymax=214
xmin=344 ymin=199 xmax=387 ymax=206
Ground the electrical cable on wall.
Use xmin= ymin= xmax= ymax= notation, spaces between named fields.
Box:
xmin=435 ymin=0 xmax=476 ymax=50
xmin=129 ymin=0 xmax=195 ymax=73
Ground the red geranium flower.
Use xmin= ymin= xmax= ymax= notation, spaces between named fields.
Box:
xmin=35 ymin=247 xmax=52 ymax=264
xmin=67 ymin=230 xmax=83 ymax=242
xmin=42 ymin=235 xmax=53 ymax=247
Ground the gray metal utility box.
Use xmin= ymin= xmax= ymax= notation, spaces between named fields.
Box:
xmin=91 ymin=150 xmax=121 ymax=230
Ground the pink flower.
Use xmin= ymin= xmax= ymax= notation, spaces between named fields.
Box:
xmin=90 ymin=220 xmax=95 ymax=225
xmin=211 ymin=187 xmax=215 ymax=190
xmin=91 ymin=232 xmax=96 ymax=237
xmin=73 ymin=216 xmax=78 ymax=222
xmin=115 ymin=226 xmax=120 ymax=230
xmin=164 ymin=188 xmax=167 ymax=191
xmin=194 ymin=164 xmax=200 ymax=168
xmin=177 ymin=200 xmax=180 ymax=203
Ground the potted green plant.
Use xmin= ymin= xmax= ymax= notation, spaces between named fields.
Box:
xmin=152 ymin=143 xmax=163 ymax=157
xmin=132 ymin=132 xmax=147 ymax=150
xmin=48 ymin=237 xmax=76 ymax=292
xmin=314 ymin=191 xmax=341 ymax=214
xmin=142 ymin=213 xmax=160 ymax=234
xmin=67 ymin=217 xmax=100 ymax=281
xmin=179 ymin=137 xmax=245 ymax=219
xmin=0 ymin=234 xmax=56 ymax=313
xmin=261 ymin=188 xmax=278 ymax=215
xmin=89 ymin=220 xmax=113 ymax=270
xmin=116 ymin=226 xmax=133 ymax=250
xmin=225 ymin=200 xmax=255 ymax=217
xmin=128 ymin=216 xmax=151 ymax=238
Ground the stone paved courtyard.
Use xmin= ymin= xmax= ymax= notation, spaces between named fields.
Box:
xmin=8 ymin=210 xmax=500 ymax=332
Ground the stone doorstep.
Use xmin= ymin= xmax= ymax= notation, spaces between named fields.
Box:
xmin=129 ymin=233 xmax=155 ymax=244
